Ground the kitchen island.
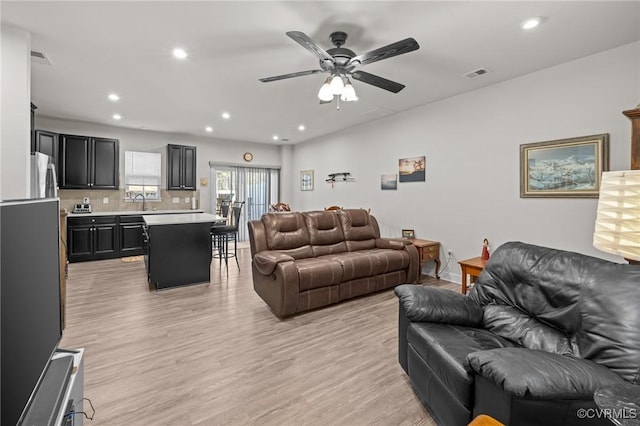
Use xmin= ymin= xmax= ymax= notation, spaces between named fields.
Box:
xmin=143 ymin=213 xmax=222 ymax=290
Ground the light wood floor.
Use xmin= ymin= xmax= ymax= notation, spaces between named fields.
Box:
xmin=60 ymin=248 xmax=457 ymax=425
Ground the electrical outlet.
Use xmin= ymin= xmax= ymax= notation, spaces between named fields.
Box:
xmin=102 ymin=197 xmax=109 ymax=204
xmin=184 ymin=197 xmax=190 ymax=203
xmin=172 ymin=197 xmax=179 ymax=203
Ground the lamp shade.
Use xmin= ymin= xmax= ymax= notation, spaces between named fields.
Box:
xmin=593 ymin=170 xmax=640 ymax=261
xmin=329 ymin=75 xmax=344 ymax=95
xmin=340 ymin=80 xmax=358 ymax=102
xmin=318 ymin=79 xmax=333 ymax=102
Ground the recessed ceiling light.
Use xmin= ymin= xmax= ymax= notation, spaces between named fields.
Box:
xmin=113 ymin=114 xmax=122 ymax=120
xmin=298 ymin=124 xmax=305 ymax=131
xmin=172 ymin=48 xmax=188 ymax=59
xmin=108 ymin=93 xmax=120 ymax=101
xmin=205 ymin=126 xmax=213 ymax=132
xmin=221 ymin=112 xmax=231 ymax=120
xmin=272 ymin=135 xmax=279 ymax=141
xmin=521 ymin=17 xmax=541 ymax=30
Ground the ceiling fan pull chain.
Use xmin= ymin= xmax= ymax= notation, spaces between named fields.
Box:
xmin=336 ymin=95 xmax=341 ymax=110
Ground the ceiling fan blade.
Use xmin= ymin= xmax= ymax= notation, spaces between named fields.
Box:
xmin=286 ymin=31 xmax=335 ymax=65
xmin=348 ymin=38 xmax=419 ymax=67
xmin=351 ymin=71 xmax=405 ymax=93
xmin=259 ymin=69 xmax=324 ymax=83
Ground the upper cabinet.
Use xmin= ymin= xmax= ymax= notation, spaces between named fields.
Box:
xmin=167 ymin=144 xmax=196 ymax=190
xmin=59 ymin=134 xmax=119 ymax=189
xmin=34 ymin=130 xmax=59 ymax=174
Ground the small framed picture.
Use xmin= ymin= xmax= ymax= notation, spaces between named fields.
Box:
xmin=300 ymin=170 xmax=314 ymax=191
xmin=402 ymin=229 xmax=415 ymax=239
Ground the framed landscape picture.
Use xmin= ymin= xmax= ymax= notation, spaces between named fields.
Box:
xmin=520 ymin=134 xmax=609 ymax=198
xmin=300 ymin=170 xmax=314 ymax=191
xmin=399 ymin=156 xmax=425 ymax=182
xmin=381 ymin=173 xmax=397 ymax=190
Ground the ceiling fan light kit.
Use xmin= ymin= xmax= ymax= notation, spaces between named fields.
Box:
xmin=260 ymin=30 xmax=419 ymax=108
xmin=318 ymin=74 xmax=358 ymax=103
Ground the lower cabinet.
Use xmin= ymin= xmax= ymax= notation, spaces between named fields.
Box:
xmin=68 ymin=213 xmax=194 ymax=262
xmin=119 ymin=215 xmax=145 ymax=256
xmin=68 ymin=216 xmax=118 ymax=262
xmin=69 ymin=215 xmax=145 ymax=262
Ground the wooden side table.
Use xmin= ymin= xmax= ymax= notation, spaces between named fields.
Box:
xmin=410 ymin=238 xmax=441 ymax=283
xmin=458 ymin=256 xmax=487 ymax=294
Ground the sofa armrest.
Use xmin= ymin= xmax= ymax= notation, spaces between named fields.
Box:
xmin=468 ymin=347 xmax=626 ymax=399
xmin=253 ymin=251 xmax=295 ymax=275
xmin=375 ymin=238 xmax=406 ymax=250
xmin=394 ymin=284 xmax=483 ymax=326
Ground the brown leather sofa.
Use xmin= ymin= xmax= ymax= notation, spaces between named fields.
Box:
xmin=248 ymin=209 xmax=419 ymax=317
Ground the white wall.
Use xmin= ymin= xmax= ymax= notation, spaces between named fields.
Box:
xmin=279 ymin=144 xmax=294 ymax=204
xmin=35 ymin=117 xmax=282 ymax=212
xmin=1 ymin=25 xmax=31 ymax=200
xmin=292 ymin=42 xmax=640 ymax=280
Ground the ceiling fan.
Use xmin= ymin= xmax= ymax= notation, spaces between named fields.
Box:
xmin=259 ymin=31 xmax=420 ymax=104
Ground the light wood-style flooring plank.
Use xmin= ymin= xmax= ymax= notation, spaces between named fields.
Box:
xmin=60 ymin=248 xmax=456 ymax=425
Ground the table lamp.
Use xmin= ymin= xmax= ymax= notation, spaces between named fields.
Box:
xmin=593 ymin=170 xmax=640 ymax=264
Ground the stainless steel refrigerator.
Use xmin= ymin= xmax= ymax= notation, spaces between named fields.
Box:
xmin=30 ymin=152 xmax=57 ymax=198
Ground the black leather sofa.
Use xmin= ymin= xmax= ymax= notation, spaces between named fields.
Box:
xmin=395 ymin=241 xmax=640 ymax=426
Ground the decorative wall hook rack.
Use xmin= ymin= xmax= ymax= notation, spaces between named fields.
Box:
xmin=326 ymin=172 xmax=355 ymax=188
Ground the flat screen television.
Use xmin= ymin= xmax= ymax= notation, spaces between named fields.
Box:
xmin=1 ymin=198 xmax=63 ymax=425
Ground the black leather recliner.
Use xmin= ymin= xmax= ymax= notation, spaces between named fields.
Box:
xmin=395 ymin=241 xmax=640 ymax=426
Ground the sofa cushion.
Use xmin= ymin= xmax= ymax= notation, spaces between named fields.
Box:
xmin=295 ymin=257 xmax=343 ymax=291
xmin=261 ymin=212 xmax=313 ymax=259
xmin=327 ymin=252 xmax=383 ymax=281
xmin=370 ymin=248 xmax=410 ymax=273
xmin=483 ymin=304 xmax=577 ymax=356
xmin=303 ymin=211 xmax=347 ymax=256
xmin=577 ymin=263 xmax=640 ymax=384
xmin=337 ymin=209 xmax=377 ymax=251
xmin=469 ymin=241 xmax=586 ymax=336
xmin=408 ymin=323 xmax=517 ymax=409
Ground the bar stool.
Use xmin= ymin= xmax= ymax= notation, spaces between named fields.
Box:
xmin=211 ymin=201 xmax=244 ymax=272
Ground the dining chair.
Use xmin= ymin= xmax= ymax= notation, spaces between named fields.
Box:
xmin=270 ymin=202 xmax=291 ymax=212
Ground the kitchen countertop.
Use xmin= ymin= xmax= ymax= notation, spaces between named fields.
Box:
xmin=69 ymin=209 xmax=204 ymax=217
xmin=143 ymin=213 xmax=223 ymax=226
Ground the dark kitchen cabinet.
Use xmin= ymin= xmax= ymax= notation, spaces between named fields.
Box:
xmin=59 ymin=134 xmax=119 ymax=189
xmin=34 ymin=130 xmax=59 ymax=174
xmin=67 ymin=216 xmax=118 ymax=262
xmin=167 ymin=144 xmax=196 ymax=190
xmin=119 ymin=215 xmax=145 ymax=255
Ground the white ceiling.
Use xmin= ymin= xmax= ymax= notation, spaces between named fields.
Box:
xmin=2 ymin=1 xmax=639 ymax=145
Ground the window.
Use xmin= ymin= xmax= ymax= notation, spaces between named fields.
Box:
xmin=210 ymin=164 xmax=280 ymax=241
xmin=124 ymin=151 xmax=161 ymax=200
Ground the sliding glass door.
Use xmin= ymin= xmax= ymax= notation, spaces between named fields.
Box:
xmin=210 ymin=165 xmax=279 ymax=241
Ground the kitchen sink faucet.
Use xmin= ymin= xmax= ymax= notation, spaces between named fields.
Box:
xmin=134 ymin=192 xmax=146 ymax=211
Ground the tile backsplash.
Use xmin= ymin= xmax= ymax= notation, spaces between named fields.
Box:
xmin=59 ymin=189 xmax=200 ymax=212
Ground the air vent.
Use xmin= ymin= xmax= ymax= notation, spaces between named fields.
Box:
xmin=30 ymin=50 xmax=53 ymax=66
xmin=464 ymin=67 xmax=489 ymax=79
